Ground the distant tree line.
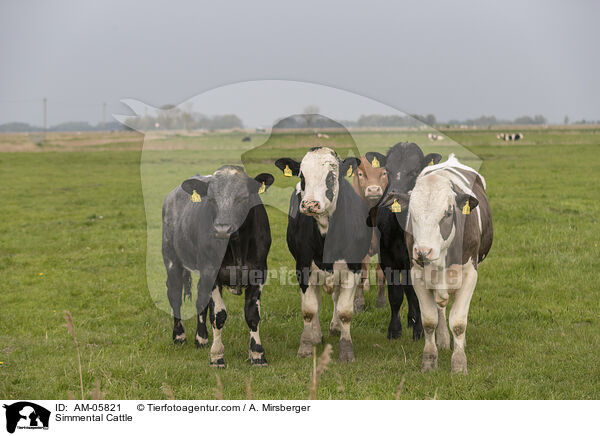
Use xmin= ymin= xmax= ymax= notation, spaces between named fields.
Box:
xmin=0 ymin=121 xmax=127 ymax=133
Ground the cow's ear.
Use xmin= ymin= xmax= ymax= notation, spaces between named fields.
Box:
xmin=274 ymin=158 xmax=300 ymax=176
xmin=423 ymin=153 xmax=442 ymax=167
xmin=253 ymin=173 xmax=275 ymax=193
xmin=181 ymin=178 xmax=209 ymax=196
xmin=364 ymin=152 xmax=386 ymax=168
xmin=341 ymin=157 xmax=361 ymax=175
xmin=456 ymin=193 xmax=478 ymax=214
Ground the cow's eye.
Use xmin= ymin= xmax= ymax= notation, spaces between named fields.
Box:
xmin=381 ymin=171 xmax=387 ymax=177
xmin=358 ymin=171 xmax=364 ymax=177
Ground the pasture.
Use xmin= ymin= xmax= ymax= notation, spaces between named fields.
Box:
xmin=0 ymin=127 xmax=598 ymax=399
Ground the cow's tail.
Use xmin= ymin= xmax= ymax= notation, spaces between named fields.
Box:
xmin=182 ymin=270 xmax=192 ymax=301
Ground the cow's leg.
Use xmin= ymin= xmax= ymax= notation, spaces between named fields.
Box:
xmin=354 ymin=255 xmax=369 ymax=313
xmin=209 ymin=286 xmax=227 ymax=368
xmin=298 ymin=269 xmax=321 ymax=358
xmin=245 ymin=283 xmax=267 ymax=366
xmin=376 ymin=263 xmax=387 ymax=308
xmin=449 ymin=265 xmax=477 ymax=374
xmin=412 ymin=268 xmax=438 ymax=372
xmin=436 ymin=305 xmax=450 ymax=349
xmin=195 ymin=306 xmax=209 ymax=348
xmin=336 ymin=265 xmax=359 ymax=362
xmin=387 ymin=282 xmax=404 ymax=339
xmin=330 ymin=286 xmax=342 ymax=336
xmin=166 ymin=261 xmax=186 ymax=344
xmin=405 ymin=285 xmax=423 ymax=340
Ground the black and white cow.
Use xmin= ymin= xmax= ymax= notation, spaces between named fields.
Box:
xmin=274 ymin=147 xmax=370 ymax=362
xmin=162 ymin=165 xmax=274 ymax=367
xmin=497 ymin=132 xmax=523 ymax=141
xmin=376 ymin=142 xmax=442 ymax=340
xmin=397 ymin=154 xmax=493 ymax=373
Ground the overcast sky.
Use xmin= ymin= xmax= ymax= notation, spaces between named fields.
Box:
xmin=1 ymin=0 xmax=598 ymax=126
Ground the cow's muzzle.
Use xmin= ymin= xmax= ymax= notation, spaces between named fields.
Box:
xmin=300 ymin=199 xmax=322 ymax=214
xmin=365 ymin=185 xmax=383 ymax=203
xmin=214 ymin=223 xmax=233 ymax=239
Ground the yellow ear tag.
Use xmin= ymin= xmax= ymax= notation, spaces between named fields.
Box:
xmin=283 ymin=165 xmax=292 ymax=177
xmin=258 ymin=181 xmax=266 ymax=194
xmin=390 ymin=199 xmax=402 ymax=213
xmin=462 ymin=200 xmax=471 ymax=215
xmin=371 ymin=156 xmax=380 ymax=168
xmin=346 ymin=166 xmax=353 ymax=177
xmin=429 ymin=159 xmax=434 ymax=166
xmin=191 ymin=190 xmax=202 ymax=203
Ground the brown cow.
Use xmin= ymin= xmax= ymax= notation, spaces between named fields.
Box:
xmin=351 ymin=152 xmax=389 ymax=312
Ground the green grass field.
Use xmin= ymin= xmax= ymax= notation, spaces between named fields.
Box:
xmin=0 ymin=127 xmax=599 ymax=400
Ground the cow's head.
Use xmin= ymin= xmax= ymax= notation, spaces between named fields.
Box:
xmin=275 ymin=147 xmax=360 ymax=217
xmin=407 ymin=173 xmax=478 ymax=267
xmin=381 ymin=142 xmax=441 ymax=208
xmin=354 ymin=152 xmax=389 ymax=207
xmin=181 ymin=166 xmax=274 ymax=239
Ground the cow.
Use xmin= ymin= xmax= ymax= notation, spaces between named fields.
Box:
xmin=351 ymin=152 xmax=389 ymax=312
xmin=396 ymin=153 xmax=493 ymax=373
xmin=497 ymin=132 xmax=523 ymax=141
xmin=274 ymin=147 xmax=370 ymax=362
xmin=428 ymin=133 xmax=444 ymax=141
xmin=376 ymin=142 xmax=442 ymax=340
xmin=162 ymin=165 xmax=274 ymax=367
xmin=242 ymin=136 xmax=252 ymax=142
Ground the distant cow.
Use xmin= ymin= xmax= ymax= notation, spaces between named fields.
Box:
xmin=242 ymin=136 xmax=252 ymax=142
xmin=351 ymin=152 xmax=389 ymax=312
xmin=428 ymin=133 xmax=444 ymax=141
xmin=376 ymin=142 xmax=441 ymax=340
xmin=497 ymin=132 xmax=523 ymax=141
xmin=275 ymin=147 xmax=370 ymax=362
xmin=316 ymin=132 xmax=330 ymax=139
xmin=400 ymin=154 xmax=493 ymax=373
xmin=162 ymin=165 xmax=274 ymax=367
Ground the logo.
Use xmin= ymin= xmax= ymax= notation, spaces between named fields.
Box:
xmin=3 ymin=402 xmax=50 ymax=434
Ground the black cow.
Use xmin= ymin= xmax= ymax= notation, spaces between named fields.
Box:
xmin=274 ymin=147 xmax=370 ymax=362
xmin=375 ymin=142 xmax=441 ymax=340
xmin=162 ymin=165 xmax=274 ymax=367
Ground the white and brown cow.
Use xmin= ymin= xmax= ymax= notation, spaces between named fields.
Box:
xmin=351 ymin=153 xmax=389 ymax=312
xmin=396 ymin=154 xmax=493 ymax=373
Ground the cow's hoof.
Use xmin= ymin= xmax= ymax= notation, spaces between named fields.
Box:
xmin=353 ymin=298 xmax=365 ymax=313
xmin=339 ymin=339 xmax=355 ymax=362
xmin=421 ymin=352 xmax=438 ymax=373
xmin=451 ymin=350 xmax=467 ymax=374
xmin=195 ymin=335 xmax=209 ymax=348
xmin=412 ymin=326 xmax=423 ymax=341
xmin=387 ymin=328 xmax=402 ymax=340
xmin=250 ymin=356 xmax=268 ymax=366
xmin=210 ymin=358 xmax=226 ymax=368
xmin=437 ymin=333 xmax=451 ymax=350
xmin=376 ymin=295 xmax=386 ymax=309
xmin=173 ymin=332 xmax=186 ymax=344
xmin=297 ymin=342 xmax=313 ymax=358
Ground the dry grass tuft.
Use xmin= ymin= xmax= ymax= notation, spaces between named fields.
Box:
xmin=214 ymin=374 xmax=224 ymax=400
xmin=309 ymin=344 xmax=333 ymax=400
xmin=161 ymin=383 xmax=175 ymax=400
xmin=395 ymin=374 xmax=406 ymax=400
xmin=246 ymin=377 xmax=253 ymax=400
xmin=91 ymin=380 xmax=105 ymax=400
xmin=63 ymin=311 xmax=84 ymax=400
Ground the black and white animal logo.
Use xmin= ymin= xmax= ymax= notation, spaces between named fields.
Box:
xmin=3 ymin=402 xmax=50 ymax=434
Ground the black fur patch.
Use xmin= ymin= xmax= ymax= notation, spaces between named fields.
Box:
xmin=250 ymin=337 xmax=265 ymax=353
xmin=325 ymin=171 xmax=335 ymax=201
xmin=215 ymin=310 xmax=227 ymax=329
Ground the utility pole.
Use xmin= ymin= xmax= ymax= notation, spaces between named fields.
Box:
xmin=102 ymin=102 xmax=106 ymax=130
xmin=43 ymin=97 xmax=47 ymax=142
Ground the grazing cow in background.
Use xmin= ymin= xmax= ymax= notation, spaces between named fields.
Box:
xmin=162 ymin=165 xmax=274 ymax=367
xmin=351 ymin=152 xmax=389 ymax=312
xmin=399 ymin=154 xmax=493 ymax=373
xmin=242 ymin=136 xmax=252 ymax=142
xmin=497 ymin=132 xmax=523 ymax=141
xmin=316 ymin=132 xmax=330 ymax=139
xmin=376 ymin=142 xmax=442 ymax=340
xmin=275 ymin=147 xmax=370 ymax=362
xmin=428 ymin=133 xmax=444 ymax=141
